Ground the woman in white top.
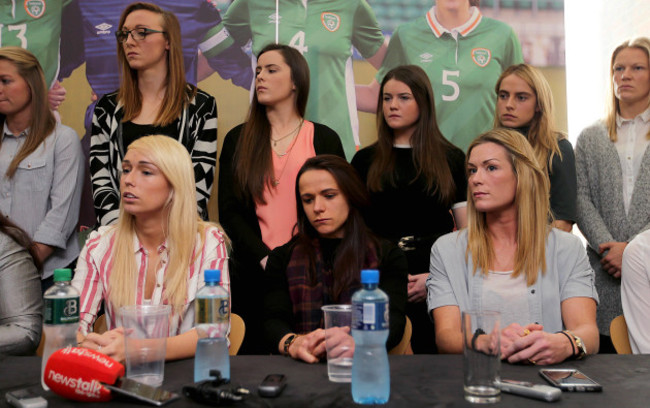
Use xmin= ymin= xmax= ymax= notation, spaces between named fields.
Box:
xmin=428 ymin=128 xmax=598 ymax=365
xmin=74 ymin=135 xmax=229 ymax=362
xmin=575 ymin=37 xmax=650 ymax=352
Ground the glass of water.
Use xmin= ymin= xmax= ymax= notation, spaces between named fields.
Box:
xmin=462 ymin=310 xmax=501 ymax=403
xmin=321 ymin=305 xmax=354 ymax=383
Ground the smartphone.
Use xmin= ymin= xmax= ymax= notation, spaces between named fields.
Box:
xmin=497 ymin=379 xmax=562 ymax=402
xmin=258 ymin=374 xmax=286 ymax=398
xmin=103 ymin=378 xmax=180 ymax=406
xmin=6 ymin=388 xmax=47 ymax=408
xmin=539 ymin=368 xmax=602 ymax=392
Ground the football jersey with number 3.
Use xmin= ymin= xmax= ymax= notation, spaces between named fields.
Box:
xmin=224 ymin=0 xmax=385 ymax=159
xmin=0 ymin=0 xmax=68 ymax=86
xmin=377 ymin=7 xmax=523 ymax=152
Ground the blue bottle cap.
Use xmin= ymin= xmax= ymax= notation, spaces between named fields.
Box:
xmin=361 ymin=269 xmax=379 ymax=284
xmin=204 ymin=269 xmax=221 ymax=283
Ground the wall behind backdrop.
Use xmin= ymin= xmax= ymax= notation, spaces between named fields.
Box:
xmin=52 ymin=0 xmax=566 ymax=221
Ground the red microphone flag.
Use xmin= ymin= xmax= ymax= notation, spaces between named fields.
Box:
xmin=44 ymin=347 xmax=125 ymax=402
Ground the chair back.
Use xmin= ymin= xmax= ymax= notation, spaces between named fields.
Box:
xmin=610 ymin=315 xmax=633 ymax=354
xmin=388 ymin=316 xmax=413 ymax=355
xmin=229 ymin=313 xmax=246 ymax=356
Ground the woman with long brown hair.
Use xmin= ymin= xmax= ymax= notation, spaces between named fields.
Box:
xmin=264 ymin=155 xmax=406 ymax=362
xmin=0 ymin=46 xmax=83 ymax=292
xmin=219 ymin=43 xmax=344 ymax=354
xmin=90 ymin=2 xmax=217 ymax=226
xmin=352 ymin=65 xmax=466 ymax=353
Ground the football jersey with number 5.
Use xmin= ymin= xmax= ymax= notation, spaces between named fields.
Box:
xmin=377 ymin=6 xmax=523 ymax=152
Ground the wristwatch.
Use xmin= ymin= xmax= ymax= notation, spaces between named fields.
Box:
xmin=566 ymin=330 xmax=587 ymax=360
xmin=282 ymin=334 xmax=299 ymax=356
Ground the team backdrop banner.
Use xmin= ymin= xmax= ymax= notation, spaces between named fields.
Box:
xmin=1 ymin=0 xmax=565 ymax=217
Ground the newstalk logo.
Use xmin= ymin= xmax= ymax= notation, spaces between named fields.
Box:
xmin=47 ymin=371 xmax=104 ymax=399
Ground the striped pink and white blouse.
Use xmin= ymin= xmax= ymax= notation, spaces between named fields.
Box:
xmin=72 ymin=225 xmax=229 ymax=336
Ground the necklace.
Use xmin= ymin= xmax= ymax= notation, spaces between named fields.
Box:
xmin=272 ymin=120 xmax=304 ymax=186
xmin=271 ymin=119 xmax=304 ymax=147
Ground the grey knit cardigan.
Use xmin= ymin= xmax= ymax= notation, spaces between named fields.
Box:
xmin=575 ymin=121 xmax=650 ymax=335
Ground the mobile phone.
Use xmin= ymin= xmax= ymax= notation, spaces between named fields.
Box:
xmin=497 ymin=379 xmax=562 ymax=402
xmin=103 ymin=377 xmax=180 ymax=406
xmin=6 ymin=388 xmax=47 ymax=408
xmin=539 ymin=368 xmax=602 ymax=392
xmin=258 ymin=374 xmax=286 ymax=398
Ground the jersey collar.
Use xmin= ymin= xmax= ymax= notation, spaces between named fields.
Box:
xmin=426 ymin=6 xmax=482 ymax=38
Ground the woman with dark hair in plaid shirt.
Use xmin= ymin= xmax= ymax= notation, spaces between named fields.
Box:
xmin=262 ymin=155 xmax=407 ymax=363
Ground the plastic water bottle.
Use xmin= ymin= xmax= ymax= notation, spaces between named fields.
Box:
xmin=351 ymin=269 xmax=390 ymax=404
xmin=194 ymin=269 xmax=230 ymax=382
xmin=42 ymin=268 xmax=80 ymax=390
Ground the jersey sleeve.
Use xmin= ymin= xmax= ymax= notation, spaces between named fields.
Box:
xmin=197 ymin=2 xmax=254 ymax=90
xmin=375 ymin=26 xmax=406 ymax=82
xmin=351 ymin=0 xmax=385 ymax=59
xmin=223 ymin=0 xmax=253 ymax=46
xmin=503 ymin=26 xmax=524 ymax=67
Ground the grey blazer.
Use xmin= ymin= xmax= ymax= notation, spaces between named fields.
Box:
xmin=0 ymin=231 xmax=42 ymax=356
xmin=575 ymin=121 xmax=650 ymax=334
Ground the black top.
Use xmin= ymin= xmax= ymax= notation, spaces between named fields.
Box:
xmin=263 ymin=237 xmax=408 ymax=352
xmin=548 ymin=138 xmax=578 ymax=223
xmin=218 ymin=122 xmax=345 ymax=268
xmin=121 ymin=120 xmax=178 ymax=151
xmin=513 ymin=128 xmax=577 ymax=223
xmin=351 ymin=144 xmax=467 ymax=273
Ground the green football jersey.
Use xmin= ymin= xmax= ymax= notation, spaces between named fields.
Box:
xmin=0 ymin=0 xmax=67 ymax=86
xmin=225 ymin=0 xmax=385 ymax=159
xmin=377 ymin=7 xmax=523 ymax=152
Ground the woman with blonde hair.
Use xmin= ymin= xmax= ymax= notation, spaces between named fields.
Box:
xmin=91 ymin=2 xmax=217 ymax=226
xmin=427 ymin=128 xmax=598 ymax=365
xmin=0 ymin=46 xmax=83 ymax=292
xmin=575 ymin=37 xmax=650 ymax=352
xmin=494 ymin=63 xmax=576 ymax=232
xmin=74 ymin=135 xmax=229 ymax=362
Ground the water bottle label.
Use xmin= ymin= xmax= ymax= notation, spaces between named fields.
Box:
xmin=352 ymin=301 xmax=388 ymax=331
xmin=196 ymin=298 xmax=229 ymax=324
xmin=44 ymin=297 xmax=80 ymax=324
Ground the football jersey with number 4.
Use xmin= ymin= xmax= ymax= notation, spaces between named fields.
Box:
xmin=224 ymin=0 xmax=385 ymax=159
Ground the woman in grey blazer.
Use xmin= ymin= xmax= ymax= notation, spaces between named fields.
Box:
xmin=575 ymin=37 xmax=650 ymax=352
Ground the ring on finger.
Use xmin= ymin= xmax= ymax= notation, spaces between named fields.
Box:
xmin=527 ymin=358 xmax=536 ymax=365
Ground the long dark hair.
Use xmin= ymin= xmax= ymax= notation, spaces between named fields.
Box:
xmin=233 ymin=43 xmax=310 ymax=204
xmin=294 ymin=155 xmax=379 ymax=301
xmin=368 ymin=65 xmax=456 ymax=205
xmin=0 ymin=213 xmax=41 ymax=271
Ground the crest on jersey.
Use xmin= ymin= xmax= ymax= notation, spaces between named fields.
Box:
xmin=471 ymin=48 xmax=491 ymax=67
xmin=321 ymin=13 xmax=340 ymax=32
xmin=268 ymin=12 xmax=281 ymax=25
xmin=419 ymin=53 xmax=433 ymax=64
xmin=25 ymin=0 xmax=46 ymax=19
